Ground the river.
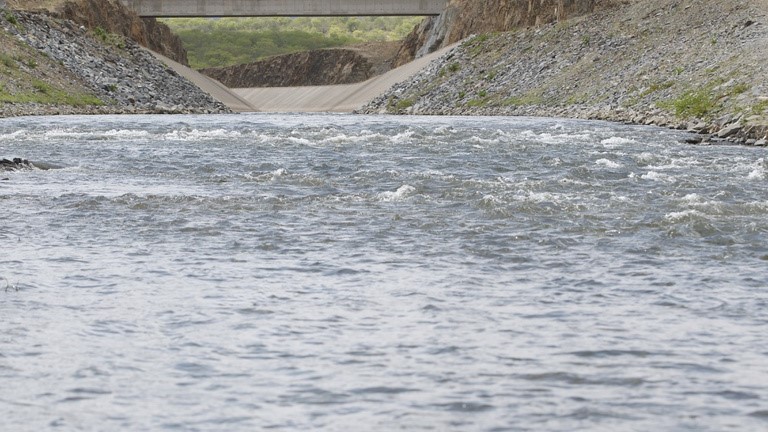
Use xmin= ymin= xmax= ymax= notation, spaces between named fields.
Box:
xmin=2 ymin=113 xmax=767 ymax=431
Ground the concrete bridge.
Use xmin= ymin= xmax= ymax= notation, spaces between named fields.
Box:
xmin=120 ymin=0 xmax=446 ymax=17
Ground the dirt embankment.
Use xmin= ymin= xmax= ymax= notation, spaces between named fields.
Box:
xmin=5 ymin=0 xmax=188 ymax=64
xmin=360 ymin=0 xmax=768 ymax=144
xmin=200 ymin=41 xmax=401 ymax=88
xmin=392 ymin=0 xmax=622 ymax=66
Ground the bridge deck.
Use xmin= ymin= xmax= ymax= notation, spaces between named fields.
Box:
xmin=120 ymin=0 xmax=445 ymax=17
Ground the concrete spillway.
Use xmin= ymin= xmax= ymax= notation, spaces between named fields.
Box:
xmin=232 ymin=44 xmax=457 ymax=113
xmin=149 ymin=44 xmax=457 ymax=113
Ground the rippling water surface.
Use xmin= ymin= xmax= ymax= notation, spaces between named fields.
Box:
xmin=2 ymin=113 xmax=768 ymax=431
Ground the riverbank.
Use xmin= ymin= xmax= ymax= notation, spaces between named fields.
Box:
xmin=0 ymin=9 xmax=230 ymax=117
xmin=359 ymin=0 xmax=768 ymax=145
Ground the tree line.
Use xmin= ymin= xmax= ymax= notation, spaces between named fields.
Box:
xmin=161 ymin=17 xmax=422 ymax=69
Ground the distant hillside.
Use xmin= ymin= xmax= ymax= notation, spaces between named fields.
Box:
xmin=161 ymin=17 xmax=423 ymax=69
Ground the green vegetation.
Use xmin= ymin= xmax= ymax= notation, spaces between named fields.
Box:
xmin=0 ymin=32 xmax=103 ymax=107
xmin=0 ymin=79 xmax=103 ymax=106
xmin=732 ymin=83 xmax=749 ymax=95
xmin=3 ymin=9 xmax=17 ymax=24
xmin=161 ymin=17 xmax=423 ymax=69
xmin=661 ymin=88 xmax=716 ymax=118
xmin=750 ymin=99 xmax=768 ymax=115
xmin=641 ymin=80 xmax=674 ymax=98
xmin=467 ymin=98 xmax=487 ymax=107
xmin=0 ymin=53 xmax=17 ymax=69
xmin=502 ymin=93 xmax=543 ymax=106
xmin=93 ymin=27 xmax=125 ymax=49
xmin=395 ymin=98 xmax=414 ymax=110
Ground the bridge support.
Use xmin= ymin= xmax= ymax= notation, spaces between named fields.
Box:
xmin=120 ymin=0 xmax=445 ymax=17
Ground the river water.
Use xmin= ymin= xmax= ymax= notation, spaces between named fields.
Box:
xmin=1 ymin=113 xmax=767 ymax=431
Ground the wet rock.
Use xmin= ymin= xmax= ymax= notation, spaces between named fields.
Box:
xmin=717 ymin=123 xmax=742 ymax=138
xmin=1 ymin=158 xmax=34 ymax=171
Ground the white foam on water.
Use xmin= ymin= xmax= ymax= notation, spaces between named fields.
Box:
xmin=319 ymin=133 xmax=355 ymax=144
xmin=163 ymin=128 xmax=242 ymax=141
xmin=390 ymin=130 xmax=415 ymax=143
xmin=641 ymin=171 xmax=674 ymax=182
xmin=665 ymin=209 xmax=706 ymax=221
xmin=595 ymin=158 xmax=623 ymax=168
xmin=378 ymin=184 xmax=416 ymax=202
xmin=0 ymin=129 xmax=28 ymax=140
xmin=516 ymin=190 xmax=561 ymax=203
xmin=682 ymin=193 xmax=702 ymax=204
xmin=103 ymin=129 xmax=152 ymax=139
xmin=285 ymin=136 xmax=312 ymax=145
xmin=469 ymin=135 xmax=500 ymax=145
xmin=601 ymin=137 xmax=637 ymax=148
xmin=746 ymin=158 xmax=766 ymax=180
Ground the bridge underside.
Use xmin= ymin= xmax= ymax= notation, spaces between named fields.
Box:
xmin=120 ymin=0 xmax=445 ymax=17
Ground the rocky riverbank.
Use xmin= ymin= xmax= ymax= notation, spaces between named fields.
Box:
xmin=0 ymin=9 xmax=229 ymax=117
xmin=360 ymin=0 xmax=768 ymax=145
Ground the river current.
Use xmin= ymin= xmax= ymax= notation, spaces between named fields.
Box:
xmin=1 ymin=113 xmax=767 ymax=431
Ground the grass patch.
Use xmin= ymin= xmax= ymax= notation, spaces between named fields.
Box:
xmin=750 ymin=100 xmax=768 ymax=116
xmin=93 ymin=27 xmax=126 ymax=49
xmin=0 ymin=53 xmax=17 ymax=69
xmin=3 ymin=10 xmax=18 ymax=26
xmin=395 ymin=98 xmax=414 ymax=111
xmin=732 ymin=83 xmax=750 ymax=95
xmin=0 ymin=79 xmax=103 ymax=106
xmin=502 ymin=94 xmax=543 ymax=106
xmin=660 ymin=88 xmax=716 ymax=119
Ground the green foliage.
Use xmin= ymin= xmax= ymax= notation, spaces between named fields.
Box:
xmin=467 ymin=98 xmax=487 ymax=107
xmin=0 ymin=79 xmax=103 ymax=106
xmin=731 ymin=83 xmax=749 ymax=95
xmin=176 ymin=28 xmax=358 ymax=68
xmin=750 ymin=100 xmax=768 ymax=115
xmin=663 ymin=89 xmax=716 ymax=118
xmin=3 ymin=10 xmax=18 ymax=25
xmin=395 ymin=98 xmax=414 ymax=110
xmin=641 ymin=80 xmax=674 ymax=97
xmin=448 ymin=62 xmax=460 ymax=73
xmin=92 ymin=27 xmax=125 ymax=49
xmin=0 ymin=53 xmax=17 ymax=69
xmin=162 ymin=16 xmax=422 ymax=68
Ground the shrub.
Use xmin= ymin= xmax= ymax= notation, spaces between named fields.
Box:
xmin=666 ymin=89 xmax=716 ymax=118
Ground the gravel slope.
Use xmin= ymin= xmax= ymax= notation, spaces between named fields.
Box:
xmin=360 ymin=0 xmax=768 ymax=144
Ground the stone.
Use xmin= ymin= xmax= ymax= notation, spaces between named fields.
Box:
xmin=717 ymin=123 xmax=742 ymax=138
xmin=755 ymin=139 xmax=768 ymax=147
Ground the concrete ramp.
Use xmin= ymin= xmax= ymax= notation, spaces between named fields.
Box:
xmin=233 ymin=44 xmax=458 ymax=113
xmin=146 ymin=49 xmax=257 ymax=112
